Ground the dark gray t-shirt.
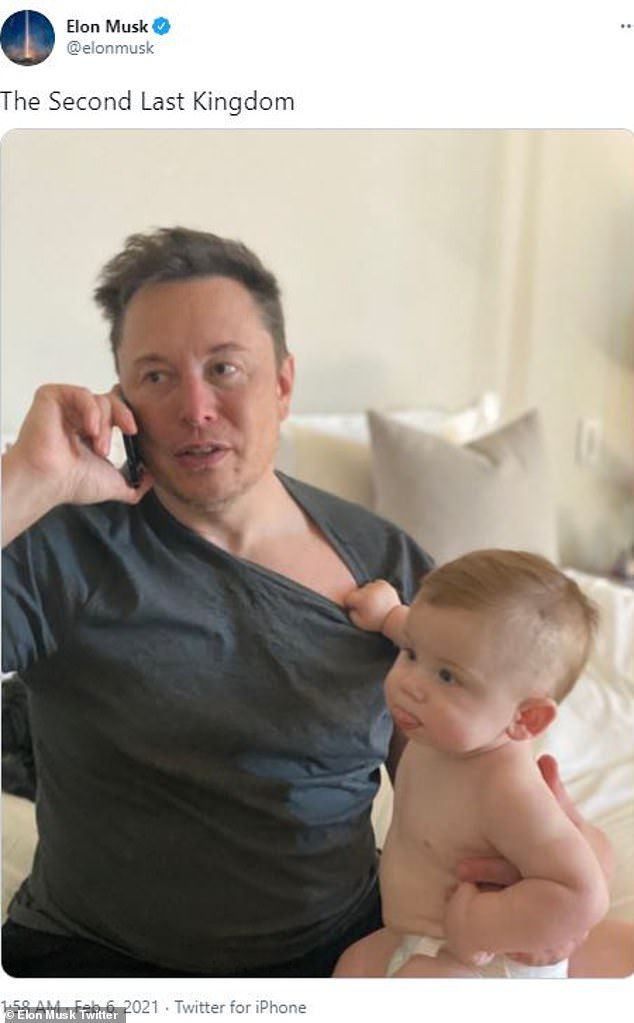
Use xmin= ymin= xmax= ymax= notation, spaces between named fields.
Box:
xmin=2 ymin=474 xmax=431 ymax=972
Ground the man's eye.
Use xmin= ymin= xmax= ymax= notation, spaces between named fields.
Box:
xmin=144 ymin=370 xmax=167 ymax=384
xmin=438 ymin=668 xmax=455 ymax=685
xmin=211 ymin=362 xmax=238 ymax=378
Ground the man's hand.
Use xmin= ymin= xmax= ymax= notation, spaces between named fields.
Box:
xmin=344 ymin=580 xmax=401 ymax=633
xmin=444 ymin=882 xmax=494 ymax=968
xmin=537 ymin=754 xmax=615 ymax=882
xmin=456 ymin=859 xmax=520 ymax=890
xmin=3 ymin=384 xmax=153 ymax=546
xmin=537 ymin=754 xmax=583 ymax=824
xmin=456 ymin=753 xmax=613 ymax=966
xmin=457 ymin=754 xmax=612 ymax=890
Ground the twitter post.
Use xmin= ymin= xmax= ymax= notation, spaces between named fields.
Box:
xmin=1 ymin=3 xmax=633 ymax=1022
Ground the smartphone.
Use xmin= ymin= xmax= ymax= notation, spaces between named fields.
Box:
xmin=122 ymin=431 xmax=143 ymax=488
xmin=120 ymin=392 xmax=144 ymax=488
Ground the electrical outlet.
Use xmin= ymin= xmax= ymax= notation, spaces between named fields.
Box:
xmin=575 ymin=417 xmax=603 ymax=466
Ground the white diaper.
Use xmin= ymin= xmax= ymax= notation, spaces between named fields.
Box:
xmin=387 ymin=933 xmax=568 ymax=979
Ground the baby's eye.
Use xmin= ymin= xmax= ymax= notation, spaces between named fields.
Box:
xmin=403 ymin=648 xmax=417 ymax=662
xmin=438 ymin=667 xmax=456 ymax=685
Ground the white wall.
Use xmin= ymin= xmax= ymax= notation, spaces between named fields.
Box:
xmin=519 ymin=133 xmax=634 ymax=572
xmin=2 ymin=131 xmax=632 ymax=570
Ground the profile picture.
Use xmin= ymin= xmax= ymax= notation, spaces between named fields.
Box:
xmin=1 ymin=9 xmax=55 ymax=65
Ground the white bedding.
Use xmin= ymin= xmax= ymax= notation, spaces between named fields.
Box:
xmin=542 ymin=572 xmax=634 ymax=923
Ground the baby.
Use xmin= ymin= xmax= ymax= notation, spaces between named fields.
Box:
xmin=338 ymin=549 xmax=609 ymax=978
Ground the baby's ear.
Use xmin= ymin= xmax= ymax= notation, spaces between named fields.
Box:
xmin=506 ymin=698 xmax=557 ymax=741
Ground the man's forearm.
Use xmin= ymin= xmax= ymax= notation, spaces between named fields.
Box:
xmin=2 ymin=449 xmax=60 ymax=546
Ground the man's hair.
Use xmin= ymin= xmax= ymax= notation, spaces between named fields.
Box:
xmin=416 ymin=549 xmax=599 ymax=703
xmin=94 ymin=227 xmax=288 ymax=365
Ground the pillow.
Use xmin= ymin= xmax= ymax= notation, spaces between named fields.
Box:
xmin=276 ymin=394 xmax=500 ymax=508
xmin=368 ymin=408 xmax=559 ymax=564
xmin=277 ymin=427 xmax=375 ymax=507
xmin=2 ymin=792 xmax=38 ymax=919
xmin=390 ymin=391 xmax=501 ymax=446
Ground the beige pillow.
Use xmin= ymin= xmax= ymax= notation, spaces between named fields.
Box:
xmin=368 ymin=409 xmax=558 ymax=565
xmin=275 ymin=408 xmax=451 ymax=508
xmin=278 ymin=427 xmax=374 ymax=507
xmin=275 ymin=396 xmax=501 ymax=509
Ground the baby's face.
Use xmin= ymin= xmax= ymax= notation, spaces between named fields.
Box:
xmin=384 ymin=600 xmax=532 ymax=756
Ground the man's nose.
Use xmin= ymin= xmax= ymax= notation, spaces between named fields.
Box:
xmin=178 ymin=376 xmax=219 ymax=426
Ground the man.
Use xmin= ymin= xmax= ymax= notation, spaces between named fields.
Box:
xmin=1 ymin=228 xmax=621 ymax=978
xmin=2 ymin=228 xmax=430 ymax=977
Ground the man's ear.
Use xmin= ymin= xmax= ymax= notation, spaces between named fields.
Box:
xmin=277 ymin=353 xmax=295 ymax=421
xmin=506 ymin=697 xmax=557 ymax=741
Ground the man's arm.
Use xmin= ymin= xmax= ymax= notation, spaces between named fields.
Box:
xmin=3 ymin=385 xmax=152 ymax=547
xmin=445 ymin=765 xmax=610 ymax=965
xmin=3 ymin=444 xmax=65 ymax=547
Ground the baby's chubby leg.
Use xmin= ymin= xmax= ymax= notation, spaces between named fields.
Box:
xmin=333 ymin=928 xmax=401 ymax=977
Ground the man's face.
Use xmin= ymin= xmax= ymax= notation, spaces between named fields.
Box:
xmin=116 ymin=276 xmax=294 ymax=513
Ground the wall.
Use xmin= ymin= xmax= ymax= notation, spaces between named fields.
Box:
xmin=511 ymin=133 xmax=634 ymax=570
xmin=2 ymin=131 xmax=632 ymax=569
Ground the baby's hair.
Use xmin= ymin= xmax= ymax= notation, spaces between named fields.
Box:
xmin=416 ymin=550 xmax=599 ymax=702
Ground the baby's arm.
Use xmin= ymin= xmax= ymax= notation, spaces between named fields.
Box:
xmin=445 ymin=765 xmax=610 ymax=966
xmin=344 ymin=580 xmax=409 ymax=647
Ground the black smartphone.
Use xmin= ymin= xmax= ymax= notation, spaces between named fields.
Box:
xmin=119 ymin=392 xmax=144 ymax=488
xmin=122 ymin=432 xmax=143 ymax=488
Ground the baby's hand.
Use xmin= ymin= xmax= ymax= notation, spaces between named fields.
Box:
xmin=444 ymin=882 xmax=494 ymax=969
xmin=344 ymin=580 xmax=401 ymax=633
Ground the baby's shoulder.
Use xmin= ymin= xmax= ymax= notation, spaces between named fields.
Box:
xmin=476 ymin=745 xmax=545 ymax=804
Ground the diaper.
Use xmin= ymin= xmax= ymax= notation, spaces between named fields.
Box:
xmin=386 ymin=933 xmax=568 ymax=978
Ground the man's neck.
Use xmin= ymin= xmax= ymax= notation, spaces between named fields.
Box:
xmin=153 ymin=469 xmax=305 ymax=556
